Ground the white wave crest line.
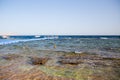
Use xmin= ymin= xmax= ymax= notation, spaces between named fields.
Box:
xmin=0 ymin=37 xmax=58 ymax=45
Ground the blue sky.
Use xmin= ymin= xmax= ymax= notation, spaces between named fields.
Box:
xmin=0 ymin=0 xmax=120 ymax=35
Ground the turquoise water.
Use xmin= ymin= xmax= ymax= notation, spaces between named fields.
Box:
xmin=0 ymin=35 xmax=120 ymax=54
xmin=23 ymin=38 xmax=120 ymax=52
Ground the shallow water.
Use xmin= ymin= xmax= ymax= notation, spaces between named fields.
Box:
xmin=0 ymin=36 xmax=120 ymax=80
xmin=0 ymin=36 xmax=120 ymax=55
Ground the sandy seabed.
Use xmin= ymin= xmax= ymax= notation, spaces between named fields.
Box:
xmin=0 ymin=45 xmax=120 ymax=80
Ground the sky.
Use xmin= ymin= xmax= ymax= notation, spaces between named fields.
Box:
xmin=0 ymin=0 xmax=120 ymax=35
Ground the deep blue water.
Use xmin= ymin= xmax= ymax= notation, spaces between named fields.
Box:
xmin=0 ymin=35 xmax=120 ymax=39
xmin=0 ymin=35 xmax=120 ymax=45
xmin=0 ymin=35 xmax=120 ymax=53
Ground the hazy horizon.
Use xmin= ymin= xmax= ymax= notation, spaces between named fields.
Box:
xmin=0 ymin=0 xmax=120 ymax=35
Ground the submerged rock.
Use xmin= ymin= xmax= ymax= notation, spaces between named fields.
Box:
xmin=2 ymin=54 xmax=22 ymax=60
xmin=29 ymin=57 xmax=50 ymax=65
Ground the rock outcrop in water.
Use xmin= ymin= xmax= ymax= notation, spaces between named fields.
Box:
xmin=29 ymin=57 xmax=50 ymax=65
xmin=2 ymin=54 xmax=22 ymax=60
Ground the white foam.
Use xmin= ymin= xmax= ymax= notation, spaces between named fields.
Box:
xmin=0 ymin=37 xmax=58 ymax=45
xmin=75 ymin=51 xmax=83 ymax=54
xmin=100 ymin=37 xmax=108 ymax=39
xmin=35 ymin=35 xmax=40 ymax=38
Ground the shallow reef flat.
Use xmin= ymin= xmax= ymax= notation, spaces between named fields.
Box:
xmin=0 ymin=46 xmax=120 ymax=80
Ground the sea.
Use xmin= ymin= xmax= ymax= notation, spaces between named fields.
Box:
xmin=0 ymin=35 xmax=120 ymax=56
